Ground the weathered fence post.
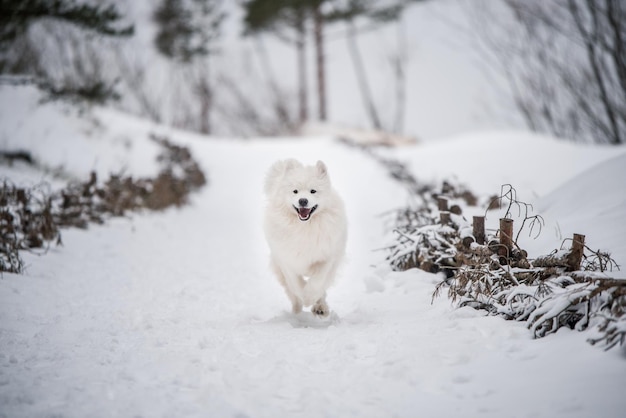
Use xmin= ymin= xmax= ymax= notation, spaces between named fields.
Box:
xmin=437 ymin=196 xmax=448 ymax=211
xmin=567 ymin=233 xmax=585 ymax=271
xmin=499 ymin=218 xmax=514 ymax=259
xmin=473 ymin=216 xmax=485 ymax=245
xmin=437 ymin=196 xmax=450 ymax=225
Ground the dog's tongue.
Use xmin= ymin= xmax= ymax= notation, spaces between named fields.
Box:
xmin=298 ymin=207 xmax=311 ymax=219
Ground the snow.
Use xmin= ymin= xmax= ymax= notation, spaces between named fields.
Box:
xmin=533 ymin=152 xmax=626 ymax=267
xmin=1 ymin=85 xmax=626 ymax=418
xmin=0 ymin=84 xmax=162 ymax=184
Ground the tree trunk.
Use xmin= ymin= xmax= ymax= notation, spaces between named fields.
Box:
xmin=199 ymin=85 xmax=211 ymax=135
xmin=392 ymin=15 xmax=406 ymax=134
xmin=313 ymin=4 xmax=326 ymax=121
xmin=197 ymin=60 xmax=211 ymax=135
xmin=255 ymin=39 xmax=291 ymax=127
xmin=296 ymin=10 xmax=308 ymax=124
xmin=347 ymin=21 xmax=382 ymax=130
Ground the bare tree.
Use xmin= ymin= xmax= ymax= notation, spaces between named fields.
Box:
xmin=113 ymin=48 xmax=164 ymax=123
xmin=243 ymin=0 xmax=310 ymax=124
xmin=214 ymin=71 xmax=296 ymax=138
xmin=152 ymin=0 xmax=225 ymax=135
xmin=473 ymin=0 xmax=625 ymax=145
xmin=335 ymin=1 xmax=416 ymax=133
xmin=390 ymin=15 xmax=408 ymax=134
xmin=346 ymin=20 xmax=382 ymax=130
xmin=312 ymin=1 xmax=327 ymax=121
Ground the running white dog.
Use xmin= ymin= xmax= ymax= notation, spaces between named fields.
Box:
xmin=263 ymin=159 xmax=347 ymax=316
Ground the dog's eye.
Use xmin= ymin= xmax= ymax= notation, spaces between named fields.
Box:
xmin=293 ymin=189 xmax=298 ymax=194
xmin=310 ymin=189 xmax=317 ymax=194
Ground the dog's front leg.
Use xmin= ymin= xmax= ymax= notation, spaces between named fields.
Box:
xmin=302 ymin=261 xmax=338 ymax=307
xmin=284 ymin=272 xmax=306 ymax=314
xmin=271 ymin=260 xmax=305 ymax=313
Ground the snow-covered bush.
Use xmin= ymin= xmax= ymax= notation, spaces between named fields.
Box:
xmin=383 ymin=173 xmax=624 ymax=350
xmin=0 ymin=135 xmax=206 ymax=274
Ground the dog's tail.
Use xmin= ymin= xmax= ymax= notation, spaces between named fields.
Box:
xmin=264 ymin=159 xmax=301 ymax=195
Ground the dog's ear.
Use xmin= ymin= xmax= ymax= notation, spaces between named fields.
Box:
xmin=264 ymin=159 xmax=301 ymax=195
xmin=316 ymin=160 xmax=328 ymax=179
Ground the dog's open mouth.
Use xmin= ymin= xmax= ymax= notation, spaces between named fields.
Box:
xmin=294 ymin=205 xmax=318 ymax=221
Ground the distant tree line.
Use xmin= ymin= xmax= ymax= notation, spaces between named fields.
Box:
xmin=1 ymin=0 xmax=622 ymax=144
xmin=242 ymin=0 xmax=420 ymax=130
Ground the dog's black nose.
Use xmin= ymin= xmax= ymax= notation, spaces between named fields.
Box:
xmin=298 ymin=198 xmax=308 ymax=207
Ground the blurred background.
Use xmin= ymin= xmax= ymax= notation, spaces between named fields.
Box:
xmin=1 ymin=0 xmax=624 ymax=145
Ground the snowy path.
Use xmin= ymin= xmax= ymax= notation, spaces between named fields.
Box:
xmin=1 ymin=137 xmax=625 ymax=418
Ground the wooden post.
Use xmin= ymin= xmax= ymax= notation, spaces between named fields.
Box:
xmin=499 ymin=218 xmax=514 ymax=259
xmin=567 ymin=233 xmax=585 ymax=271
xmin=473 ymin=216 xmax=485 ymax=245
xmin=437 ymin=196 xmax=448 ymax=211
xmin=440 ymin=211 xmax=451 ymax=225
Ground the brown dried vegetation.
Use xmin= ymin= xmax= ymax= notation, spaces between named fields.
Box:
xmin=1 ymin=134 xmax=206 ymax=274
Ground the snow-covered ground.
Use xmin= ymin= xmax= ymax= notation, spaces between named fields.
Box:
xmin=1 ymin=86 xmax=626 ymax=417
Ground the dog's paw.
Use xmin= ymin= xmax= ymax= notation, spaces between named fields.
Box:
xmin=311 ymin=300 xmax=329 ymax=317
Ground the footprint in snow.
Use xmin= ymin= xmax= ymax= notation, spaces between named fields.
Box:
xmin=271 ymin=311 xmax=341 ymax=329
xmin=255 ymin=310 xmax=341 ymax=329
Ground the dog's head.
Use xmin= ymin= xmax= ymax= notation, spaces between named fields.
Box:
xmin=265 ymin=159 xmax=332 ymax=222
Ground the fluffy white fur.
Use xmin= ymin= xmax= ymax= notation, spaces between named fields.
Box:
xmin=263 ymin=159 xmax=347 ymax=316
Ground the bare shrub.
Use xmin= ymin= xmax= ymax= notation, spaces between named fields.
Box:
xmin=1 ymin=135 xmax=207 ymax=274
xmin=471 ymin=0 xmax=626 ymax=144
xmin=0 ymin=181 xmax=59 ymax=273
xmin=382 ymin=174 xmax=623 ymax=350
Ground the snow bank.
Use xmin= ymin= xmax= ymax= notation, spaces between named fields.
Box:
xmin=384 ymin=130 xmax=623 ymax=197
xmin=0 ymin=85 xmax=162 ymax=183
xmin=533 ymin=152 xmax=626 ymax=269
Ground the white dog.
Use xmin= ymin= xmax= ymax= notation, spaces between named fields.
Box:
xmin=263 ymin=159 xmax=347 ymax=316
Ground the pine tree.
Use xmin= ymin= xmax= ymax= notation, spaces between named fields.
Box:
xmin=0 ymin=0 xmax=133 ymax=50
xmin=0 ymin=0 xmax=133 ymax=104
xmin=153 ymin=0 xmax=225 ymax=63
